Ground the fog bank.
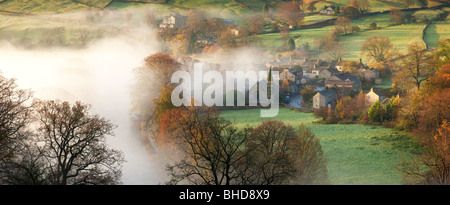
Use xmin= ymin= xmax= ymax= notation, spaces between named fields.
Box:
xmin=0 ymin=27 xmax=166 ymax=184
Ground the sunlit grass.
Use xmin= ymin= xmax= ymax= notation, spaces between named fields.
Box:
xmin=221 ymin=107 xmax=419 ymax=184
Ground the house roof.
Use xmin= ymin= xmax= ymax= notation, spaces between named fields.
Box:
xmin=368 ymin=87 xmax=387 ymax=97
xmin=317 ymin=88 xmax=336 ymax=98
xmin=333 ymin=73 xmax=361 ymax=84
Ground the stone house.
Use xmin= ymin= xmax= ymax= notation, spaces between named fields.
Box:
xmin=319 ymin=6 xmax=335 ymax=15
xmin=159 ymin=13 xmax=187 ymax=29
xmin=365 ymin=87 xmax=386 ymax=106
xmin=313 ymin=88 xmax=337 ymax=109
xmin=357 ymin=68 xmax=380 ymax=82
xmin=325 ymin=73 xmax=361 ymax=92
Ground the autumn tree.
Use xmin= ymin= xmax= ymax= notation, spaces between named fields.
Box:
xmin=342 ymin=61 xmax=360 ymax=74
xmin=301 ymin=85 xmax=315 ymax=105
xmin=341 ymin=6 xmax=360 ymax=17
xmin=334 ymin=91 xmax=367 ymax=121
xmin=334 ymin=17 xmax=352 ymax=35
xmin=361 ymin=35 xmax=395 ymax=63
xmin=244 ymin=121 xmax=327 ymax=185
xmin=186 ymin=9 xmax=207 ymax=34
xmin=249 ymin=14 xmax=266 ymax=35
xmin=277 ymin=1 xmax=305 ymax=27
xmin=153 ymin=85 xmax=176 ymax=125
xmin=390 ymin=9 xmax=404 ymax=25
xmin=32 ymin=100 xmax=124 ymax=185
xmin=144 ymin=52 xmax=181 ymax=85
xmin=218 ymin=30 xmax=237 ymax=48
xmin=395 ymin=62 xmax=449 ymax=133
xmin=401 ymin=120 xmax=450 ymax=185
xmin=304 ymin=0 xmax=316 ymax=13
xmin=350 ymin=0 xmax=371 ymax=13
xmin=396 ymin=42 xmax=433 ymax=90
xmin=280 ymin=27 xmax=290 ymax=42
xmin=0 ymin=74 xmax=32 ymax=163
xmin=415 ymin=63 xmax=450 ymax=134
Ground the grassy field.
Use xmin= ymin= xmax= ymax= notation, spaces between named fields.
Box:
xmin=424 ymin=20 xmax=450 ymax=48
xmin=0 ymin=0 xmax=94 ymax=13
xmin=165 ymin=0 xmax=252 ymax=21
xmin=340 ymin=23 xmax=427 ymax=60
xmin=254 ymin=11 xmax=430 ymax=61
xmin=221 ymin=108 xmax=420 ymax=185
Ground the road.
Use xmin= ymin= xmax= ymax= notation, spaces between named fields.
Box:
xmin=286 ymin=94 xmax=312 ymax=110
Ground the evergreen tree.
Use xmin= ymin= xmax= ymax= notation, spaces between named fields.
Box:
xmin=287 ymin=37 xmax=296 ymax=51
xmin=262 ymin=3 xmax=268 ymax=15
xmin=368 ymin=100 xmax=382 ymax=122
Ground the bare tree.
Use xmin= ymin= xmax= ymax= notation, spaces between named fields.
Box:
xmin=165 ymin=106 xmax=252 ymax=185
xmin=0 ymin=74 xmax=33 ymax=162
xmin=165 ymin=110 xmax=328 ymax=185
xmin=361 ymin=35 xmax=395 ymax=63
xmin=33 ymin=100 xmax=124 ymax=185
xmin=244 ymin=121 xmax=327 ymax=185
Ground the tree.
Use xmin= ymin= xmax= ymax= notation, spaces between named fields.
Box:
xmin=342 ymin=61 xmax=360 ymax=74
xmin=218 ymin=30 xmax=237 ymax=48
xmin=144 ymin=52 xmax=181 ymax=85
xmin=33 ymin=100 xmax=124 ymax=185
xmin=280 ymin=27 xmax=290 ymax=42
xmin=281 ymin=78 xmax=291 ymax=94
xmin=397 ymin=42 xmax=434 ymax=90
xmin=401 ymin=120 xmax=450 ymax=185
xmin=0 ymin=74 xmax=32 ymax=162
xmin=249 ymin=14 xmax=266 ymax=35
xmin=287 ymin=37 xmax=296 ymax=51
xmin=165 ymin=109 xmax=327 ymax=185
xmin=245 ymin=121 xmax=327 ymax=185
xmin=334 ymin=17 xmax=352 ymax=35
xmin=186 ymin=9 xmax=207 ymax=34
xmin=350 ymin=0 xmax=371 ymax=13
xmin=341 ymin=6 xmax=359 ymax=17
xmin=153 ymin=84 xmax=176 ymax=124
xmin=165 ymin=106 xmax=252 ymax=185
xmin=324 ymin=38 xmax=347 ymax=60
xmin=368 ymin=100 xmax=383 ymax=123
xmin=277 ymin=1 xmax=305 ymax=27
xmin=262 ymin=3 xmax=268 ymax=15
xmin=403 ymin=0 xmax=414 ymax=8
xmin=361 ymin=35 xmax=394 ymax=63
xmin=368 ymin=22 xmax=377 ymax=30
xmin=351 ymin=25 xmax=360 ymax=33
xmin=301 ymin=85 xmax=315 ymax=105
xmin=390 ymin=9 xmax=404 ymax=25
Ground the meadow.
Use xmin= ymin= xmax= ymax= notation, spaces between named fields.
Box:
xmin=221 ymin=108 xmax=420 ymax=185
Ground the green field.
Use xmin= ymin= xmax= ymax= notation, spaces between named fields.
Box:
xmin=221 ymin=108 xmax=419 ymax=185
xmin=340 ymin=23 xmax=427 ymax=60
xmin=424 ymin=20 xmax=450 ymax=48
xmin=0 ymin=0 xmax=94 ymax=13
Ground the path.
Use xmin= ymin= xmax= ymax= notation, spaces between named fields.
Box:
xmin=287 ymin=94 xmax=313 ymax=110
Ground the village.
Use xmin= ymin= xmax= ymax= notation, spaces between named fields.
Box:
xmin=155 ymin=10 xmax=393 ymax=113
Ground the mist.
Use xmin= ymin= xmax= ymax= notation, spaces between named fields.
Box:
xmin=0 ymin=23 xmax=166 ymax=184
